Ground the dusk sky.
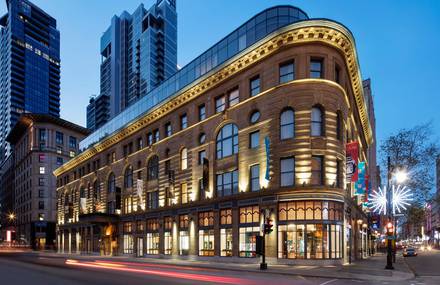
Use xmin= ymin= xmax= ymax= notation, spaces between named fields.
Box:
xmin=1 ymin=0 xmax=439 ymax=144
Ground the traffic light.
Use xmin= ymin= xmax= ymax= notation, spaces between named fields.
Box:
xmin=264 ymin=218 xmax=273 ymax=234
xmin=386 ymin=221 xmax=393 ymax=235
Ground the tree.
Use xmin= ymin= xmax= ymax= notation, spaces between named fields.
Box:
xmin=380 ymin=122 xmax=439 ymax=204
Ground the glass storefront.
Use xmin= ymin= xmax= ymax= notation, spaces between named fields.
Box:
xmin=239 ymin=226 xmax=259 ymax=257
xmin=278 ymin=200 xmax=343 ymax=259
xmin=123 ymin=235 xmax=133 ymax=254
xmin=164 ymin=231 xmax=172 ymax=255
xmin=146 ymin=233 xmax=159 ymax=254
xmin=220 ymin=228 xmax=233 ymax=256
xmin=179 ymin=231 xmax=189 ymax=255
xmin=199 ymin=229 xmax=214 ymax=256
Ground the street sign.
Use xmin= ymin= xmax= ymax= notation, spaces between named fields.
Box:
xmin=387 ymin=236 xmax=395 ymax=240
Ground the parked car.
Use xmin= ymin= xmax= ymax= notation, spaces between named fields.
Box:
xmin=403 ymin=247 xmax=417 ymax=257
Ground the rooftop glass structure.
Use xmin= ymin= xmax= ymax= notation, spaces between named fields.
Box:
xmin=80 ymin=5 xmax=308 ymax=150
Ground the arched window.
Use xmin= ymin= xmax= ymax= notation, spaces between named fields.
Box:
xmin=336 ymin=111 xmax=343 ymax=141
xmin=181 ymin=148 xmax=188 ymax=170
xmin=147 ymin=155 xmax=159 ymax=180
xmin=280 ymin=109 xmax=294 ymax=139
xmin=216 ymin=123 xmax=239 ymax=159
xmin=311 ymin=106 xmax=324 ymax=136
xmin=108 ymin=173 xmax=116 ymax=193
xmin=124 ymin=165 xmax=133 ymax=188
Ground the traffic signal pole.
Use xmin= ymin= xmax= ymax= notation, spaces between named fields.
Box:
xmin=260 ymin=231 xmax=267 ymax=270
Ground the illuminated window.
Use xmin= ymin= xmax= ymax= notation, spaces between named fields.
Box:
xmin=198 ymin=211 xmax=214 ymax=227
xmin=280 ymin=61 xmax=295 ymax=83
xmin=199 ymin=229 xmax=214 ymax=256
xmin=181 ymin=183 xmax=188 ymax=204
xmin=216 ymin=123 xmax=239 ymax=159
xmin=239 ymin=206 xmax=259 ymax=224
xmin=39 ymin=167 xmax=45 ymax=174
xmin=164 ymin=231 xmax=173 ymax=255
xmin=181 ymin=148 xmax=188 ymax=170
xmin=69 ymin=151 xmax=75 ymax=158
xmin=221 ymin=228 xmax=233 ymax=256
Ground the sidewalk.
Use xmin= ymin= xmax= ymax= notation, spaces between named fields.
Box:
xmin=42 ymin=251 xmax=415 ymax=282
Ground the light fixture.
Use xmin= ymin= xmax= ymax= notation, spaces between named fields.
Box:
xmin=394 ymin=169 xmax=408 ymax=184
xmin=357 ymin=219 xmax=363 ymax=225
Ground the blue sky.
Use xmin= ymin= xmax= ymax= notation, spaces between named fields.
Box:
xmin=1 ymin=0 xmax=439 ymax=144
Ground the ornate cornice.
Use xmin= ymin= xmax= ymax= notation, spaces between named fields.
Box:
xmin=54 ymin=19 xmax=372 ymax=177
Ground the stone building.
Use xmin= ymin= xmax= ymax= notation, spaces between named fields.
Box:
xmin=55 ymin=6 xmax=375 ymax=264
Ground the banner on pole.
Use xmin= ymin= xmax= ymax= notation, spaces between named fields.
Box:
xmin=346 ymin=141 xmax=359 ymax=183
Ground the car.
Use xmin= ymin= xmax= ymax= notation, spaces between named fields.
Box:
xmin=403 ymin=247 xmax=417 ymax=257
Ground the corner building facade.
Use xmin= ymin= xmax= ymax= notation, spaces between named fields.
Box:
xmin=55 ymin=6 xmax=374 ymax=265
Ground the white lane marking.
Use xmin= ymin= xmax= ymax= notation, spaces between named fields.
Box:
xmin=319 ymin=279 xmax=338 ymax=285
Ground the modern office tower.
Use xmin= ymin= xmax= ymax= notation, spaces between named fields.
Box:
xmin=86 ymin=94 xmax=110 ymax=131
xmin=86 ymin=0 xmax=177 ymax=131
xmin=0 ymin=0 xmax=60 ymax=161
xmin=6 ymin=114 xmax=89 ymax=249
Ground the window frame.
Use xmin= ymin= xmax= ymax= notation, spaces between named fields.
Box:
xmin=279 ymin=60 xmax=295 ymax=83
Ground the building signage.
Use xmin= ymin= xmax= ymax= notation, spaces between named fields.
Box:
xmin=137 ymin=179 xmax=144 ymax=210
xmin=355 ymin=161 xmax=366 ymax=195
xmin=346 ymin=141 xmax=359 ymax=183
xmin=264 ymin=136 xmax=270 ymax=181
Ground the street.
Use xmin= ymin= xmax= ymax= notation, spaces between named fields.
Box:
xmin=2 ymin=250 xmax=440 ymax=285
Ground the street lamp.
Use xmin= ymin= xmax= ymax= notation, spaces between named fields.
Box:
xmin=394 ymin=169 xmax=408 ymax=184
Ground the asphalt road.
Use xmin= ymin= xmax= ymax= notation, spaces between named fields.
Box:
xmin=403 ymin=249 xmax=440 ymax=285
xmin=0 ymin=251 xmax=342 ymax=285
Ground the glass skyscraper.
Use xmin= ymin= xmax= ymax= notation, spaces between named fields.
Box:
xmin=87 ymin=0 xmax=177 ymax=131
xmin=0 ymin=0 xmax=60 ymax=160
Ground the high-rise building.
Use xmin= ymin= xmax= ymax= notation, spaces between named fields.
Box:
xmin=86 ymin=0 xmax=177 ymax=131
xmin=86 ymin=94 xmax=110 ymax=131
xmin=0 ymin=0 xmax=60 ymax=161
xmin=6 ymin=114 xmax=89 ymax=249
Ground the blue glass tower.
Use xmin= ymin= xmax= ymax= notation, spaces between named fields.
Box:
xmin=87 ymin=0 xmax=177 ymax=131
xmin=0 ymin=0 xmax=60 ymax=160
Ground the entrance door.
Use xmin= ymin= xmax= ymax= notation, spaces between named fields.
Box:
xmin=137 ymin=238 xmax=144 ymax=257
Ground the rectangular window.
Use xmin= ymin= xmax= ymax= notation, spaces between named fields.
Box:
xmin=57 ymin=146 xmax=63 ymax=154
xmin=69 ymin=136 xmax=77 ymax=149
xmin=239 ymin=226 xmax=259 ymax=258
xmin=220 ymin=228 xmax=233 ymax=256
xmin=199 ymin=229 xmax=214 ymax=256
xmin=280 ymin=61 xmax=295 ymax=83
xmin=228 ymin=88 xmax=239 ymax=107
xmin=216 ymin=170 xmax=239 ymax=197
xmin=198 ymin=150 xmax=206 ymax=165
xmin=180 ymin=114 xmax=188 ymax=130
xmin=311 ymin=156 xmax=324 ymax=185
xmin=39 ymin=154 xmax=45 ymax=162
xmin=250 ymin=164 xmax=260 ymax=192
xmin=220 ymin=209 xmax=232 ymax=225
xmin=39 ymin=167 xmax=45 ymax=174
xmin=198 ymin=104 xmax=206 ymax=121
xmin=215 ymin=96 xmax=226 ymax=113
xmin=38 ymin=201 xmax=44 ymax=210
xmin=69 ymin=151 xmax=75 ymax=158
xmin=147 ymin=132 xmax=153 ymax=146
xmin=56 ymin=157 xmax=63 ymax=165
xmin=56 ymin=131 xmax=64 ymax=145
xmin=179 ymin=231 xmax=189 ymax=255
xmin=123 ymin=235 xmax=134 ymax=254
xmin=239 ymin=206 xmax=259 ymax=224
xmin=179 ymin=215 xmax=189 ymax=229
xmin=280 ymin=157 xmax=295 ymax=187
xmin=137 ymin=137 xmax=143 ymax=150
xmin=154 ymin=129 xmax=160 ymax=142
xmin=39 ymin=129 xmax=46 ymax=142
xmin=335 ymin=64 xmax=341 ymax=84
xmin=147 ymin=191 xmax=159 ymax=209
xmin=198 ymin=211 xmax=214 ymax=227
xmin=181 ymin=183 xmax=188 ymax=204
xmin=146 ymin=233 xmax=160 ymax=254
xmin=310 ymin=58 xmax=323 ymax=78
xmin=249 ymin=131 xmax=259 ymax=149
xmin=38 ymin=189 xmax=45 ymax=198
xmin=198 ymin=178 xmax=205 ymax=200
xmin=250 ymin=76 xmax=260 ymax=97
xmin=38 ymin=213 xmax=45 ymax=221
xmin=164 ymin=231 xmax=172 ymax=255
xmin=165 ymin=122 xmax=172 ymax=137
xmin=336 ymin=160 xmax=342 ymax=188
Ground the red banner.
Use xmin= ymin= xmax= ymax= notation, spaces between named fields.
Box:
xmin=346 ymin=141 xmax=359 ymax=183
